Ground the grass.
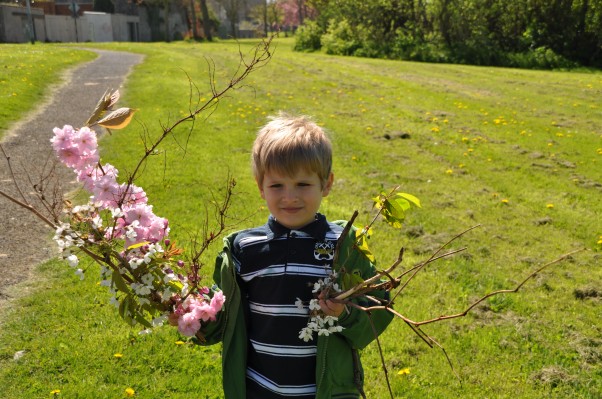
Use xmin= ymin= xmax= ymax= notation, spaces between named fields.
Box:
xmin=1 ymin=38 xmax=601 ymax=398
xmin=0 ymin=44 xmax=96 ymax=140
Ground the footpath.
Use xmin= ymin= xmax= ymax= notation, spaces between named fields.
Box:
xmin=0 ymin=49 xmax=144 ymax=303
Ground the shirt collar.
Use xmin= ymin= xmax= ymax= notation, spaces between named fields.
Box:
xmin=266 ymin=213 xmax=329 ymax=241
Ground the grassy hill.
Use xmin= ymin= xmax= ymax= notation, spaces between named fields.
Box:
xmin=0 ymin=38 xmax=600 ymax=398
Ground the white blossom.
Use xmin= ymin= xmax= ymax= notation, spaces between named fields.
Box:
xmin=111 ymin=208 xmax=124 ymax=218
xmin=129 ymin=257 xmax=144 ymax=269
xmin=309 ymin=299 xmax=321 ymax=311
xmin=67 ymin=254 xmax=79 ymax=267
xmin=141 ymin=273 xmax=154 ymax=286
xmin=299 ymin=328 xmax=314 ymax=342
xmin=152 ymin=315 xmax=167 ymax=327
xmin=75 ymin=268 xmax=85 ymax=280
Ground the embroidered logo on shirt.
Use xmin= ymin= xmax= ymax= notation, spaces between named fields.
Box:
xmin=314 ymin=241 xmax=335 ymax=261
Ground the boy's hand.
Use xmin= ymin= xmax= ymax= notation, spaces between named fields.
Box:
xmin=318 ymin=291 xmax=345 ymax=318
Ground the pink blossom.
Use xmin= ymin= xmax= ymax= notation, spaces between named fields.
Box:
xmin=124 ymin=204 xmax=155 ymax=228
xmin=78 ymin=164 xmax=119 ymax=191
xmin=210 ymin=291 xmax=226 ymax=313
xmin=146 ymin=216 xmax=169 ymax=243
xmin=92 ymin=174 xmax=121 ymax=208
xmin=177 ymin=312 xmax=201 ymax=337
xmin=190 ymin=300 xmax=216 ymax=322
xmin=74 ymin=151 xmax=99 ymax=171
xmin=119 ymin=183 xmax=148 ymax=205
xmin=56 ymin=145 xmax=82 ymax=169
xmin=73 ymin=127 xmax=98 ymax=154
xmin=51 ymin=125 xmax=76 ymax=151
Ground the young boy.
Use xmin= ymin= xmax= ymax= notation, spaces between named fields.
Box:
xmin=199 ymin=114 xmax=393 ymax=398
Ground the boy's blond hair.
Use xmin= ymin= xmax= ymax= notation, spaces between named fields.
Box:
xmin=252 ymin=113 xmax=332 ymax=187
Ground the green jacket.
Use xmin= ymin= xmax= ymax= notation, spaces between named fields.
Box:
xmin=199 ymin=221 xmax=394 ymax=398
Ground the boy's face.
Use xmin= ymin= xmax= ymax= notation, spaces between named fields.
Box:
xmin=258 ymin=168 xmax=333 ymax=230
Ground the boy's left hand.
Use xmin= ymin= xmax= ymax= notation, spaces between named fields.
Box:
xmin=318 ymin=291 xmax=345 ymax=318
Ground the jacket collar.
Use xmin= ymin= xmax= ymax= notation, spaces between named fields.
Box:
xmin=266 ymin=213 xmax=329 ymax=241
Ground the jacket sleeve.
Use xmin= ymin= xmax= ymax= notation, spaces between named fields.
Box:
xmin=193 ymin=233 xmax=241 ymax=345
xmin=334 ymin=224 xmax=394 ymax=350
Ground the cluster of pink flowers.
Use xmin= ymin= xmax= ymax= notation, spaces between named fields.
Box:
xmin=51 ymin=125 xmax=169 ymax=246
xmin=50 ymin=124 xmax=225 ymax=337
xmin=169 ymin=290 xmax=226 ymax=336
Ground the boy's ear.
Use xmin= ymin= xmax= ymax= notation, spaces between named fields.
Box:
xmin=322 ymin=172 xmax=334 ymax=197
xmin=256 ymin=178 xmax=266 ymax=199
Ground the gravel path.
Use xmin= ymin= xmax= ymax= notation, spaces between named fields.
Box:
xmin=0 ymin=49 xmax=144 ymax=303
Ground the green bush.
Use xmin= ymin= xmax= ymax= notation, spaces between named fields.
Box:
xmin=320 ymin=19 xmax=361 ymax=56
xmin=391 ymin=30 xmax=450 ymax=63
xmin=293 ymin=20 xmax=323 ymax=52
xmin=505 ymin=46 xmax=578 ymax=69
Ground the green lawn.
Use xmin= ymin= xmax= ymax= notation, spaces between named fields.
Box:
xmin=0 ymin=44 xmax=96 ymax=140
xmin=0 ymin=38 xmax=600 ymax=398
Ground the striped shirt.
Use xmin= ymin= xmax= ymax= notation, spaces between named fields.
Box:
xmin=232 ymin=214 xmax=343 ymax=399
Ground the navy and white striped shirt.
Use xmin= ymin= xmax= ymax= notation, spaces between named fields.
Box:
xmin=232 ymin=214 xmax=343 ymax=399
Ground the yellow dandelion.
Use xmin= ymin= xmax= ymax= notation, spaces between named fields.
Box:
xmin=175 ymin=341 xmax=185 ymax=345
xmin=501 ymin=199 xmax=509 ymax=204
xmin=445 ymin=169 xmax=453 ymax=174
xmin=598 ymin=239 xmax=602 ymax=245
xmin=114 ymin=353 xmax=124 ymax=359
xmin=462 ymin=137 xmax=469 ymax=142
xmin=431 ymin=126 xmax=440 ymax=133
xmin=125 ymin=387 xmax=135 ymax=397
xmin=467 ymin=148 xmax=474 ymax=153
xmin=397 ymin=367 xmax=411 ymax=375
xmin=366 ymin=126 xmax=372 ymax=131
xmin=50 ymin=389 xmax=61 ymax=395
xmin=546 ymin=204 xmax=554 ymax=209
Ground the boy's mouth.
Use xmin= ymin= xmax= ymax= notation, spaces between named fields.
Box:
xmin=281 ymin=207 xmax=303 ymax=213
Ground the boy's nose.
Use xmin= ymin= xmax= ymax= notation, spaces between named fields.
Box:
xmin=283 ymin=187 xmax=298 ymax=201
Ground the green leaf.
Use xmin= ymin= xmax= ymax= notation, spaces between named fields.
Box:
xmin=397 ymin=192 xmax=422 ymax=208
xmin=341 ymin=269 xmax=365 ymax=290
xmin=112 ymin=270 xmax=130 ymax=294
xmin=127 ymin=241 xmax=150 ymax=250
xmin=382 ymin=197 xmax=408 ymax=228
xmin=133 ymin=312 xmax=153 ymax=328
xmin=355 ymin=228 xmax=376 ymax=263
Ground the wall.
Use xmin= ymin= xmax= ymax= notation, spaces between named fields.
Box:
xmin=0 ymin=4 xmax=46 ymax=43
xmin=45 ymin=14 xmax=83 ymax=42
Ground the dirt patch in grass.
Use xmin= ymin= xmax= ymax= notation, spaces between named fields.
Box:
xmin=530 ymin=365 xmax=576 ymax=388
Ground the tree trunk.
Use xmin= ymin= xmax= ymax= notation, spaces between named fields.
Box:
xmin=199 ymin=0 xmax=212 ymax=40
xmin=189 ymin=0 xmax=200 ymax=39
xmin=164 ymin=0 xmax=171 ymax=42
